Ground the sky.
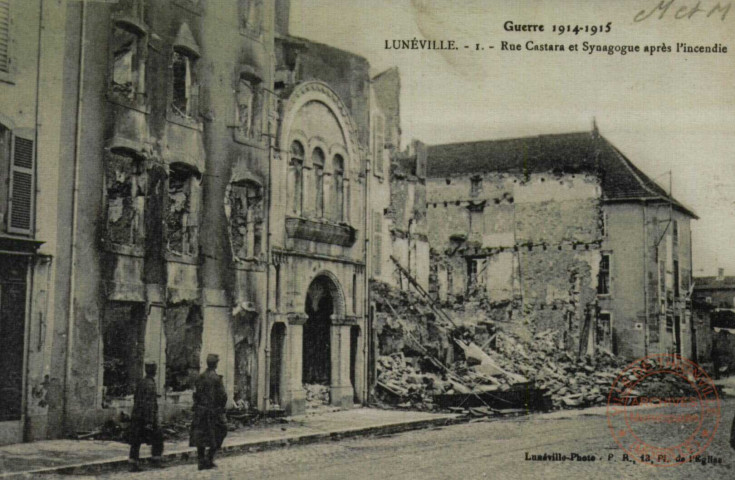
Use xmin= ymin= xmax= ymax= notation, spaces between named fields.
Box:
xmin=289 ymin=0 xmax=735 ymax=277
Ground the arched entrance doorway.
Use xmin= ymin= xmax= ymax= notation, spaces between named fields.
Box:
xmin=303 ymin=276 xmax=336 ymax=386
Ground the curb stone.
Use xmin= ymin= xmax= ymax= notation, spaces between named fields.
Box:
xmin=1 ymin=415 xmax=463 ymax=478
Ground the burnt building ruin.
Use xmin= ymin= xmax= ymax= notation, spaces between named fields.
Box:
xmin=0 ymin=0 xmax=700 ymax=445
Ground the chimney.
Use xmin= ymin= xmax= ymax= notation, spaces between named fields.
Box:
xmin=718 ymin=268 xmax=725 ymax=281
xmin=275 ymin=0 xmax=290 ymax=36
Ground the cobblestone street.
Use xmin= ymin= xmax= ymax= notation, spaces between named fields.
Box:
xmin=43 ymin=399 xmax=735 ymax=480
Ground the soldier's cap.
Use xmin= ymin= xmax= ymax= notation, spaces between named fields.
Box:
xmin=206 ymin=353 xmax=220 ymax=366
xmin=145 ymin=361 xmax=157 ymax=367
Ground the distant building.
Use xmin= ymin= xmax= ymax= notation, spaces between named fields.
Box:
xmin=425 ymin=128 xmax=698 ymax=360
xmin=693 ymin=269 xmax=735 ymax=375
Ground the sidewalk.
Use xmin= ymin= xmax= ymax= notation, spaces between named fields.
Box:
xmin=0 ymin=408 xmax=460 ymax=478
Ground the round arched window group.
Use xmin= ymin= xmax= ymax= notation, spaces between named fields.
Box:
xmin=289 ymin=141 xmax=347 ymax=222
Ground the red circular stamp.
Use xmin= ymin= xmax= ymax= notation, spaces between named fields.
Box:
xmin=606 ymin=354 xmax=721 ymax=467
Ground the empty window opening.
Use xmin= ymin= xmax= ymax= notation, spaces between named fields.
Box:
xmin=290 ymin=141 xmax=304 ymax=215
xmin=106 ymin=154 xmax=146 ymax=247
xmin=228 ymin=181 xmax=263 ymax=260
xmin=470 ymin=175 xmax=483 ymax=197
xmin=275 ymin=264 xmax=281 ymax=309
xmin=172 ymin=51 xmax=195 ymax=117
xmin=102 ymin=302 xmax=146 ymax=399
xmin=166 ymin=166 xmax=200 ymax=257
xmin=333 ymin=154 xmax=345 ymax=221
xmin=239 ymin=0 xmax=263 ymax=33
xmin=111 ymin=25 xmax=143 ymax=100
xmin=596 ymin=312 xmax=612 ymax=352
xmin=597 ymin=254 xmax=611 ymax=295
xmin=237 ymin=79 xmax=253 ymax=136
xmin=313 ymin=147 xmax=325 ymax=217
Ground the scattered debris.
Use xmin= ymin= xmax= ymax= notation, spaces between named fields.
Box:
xmin=304 ymin=383 xmax=330 ymax=409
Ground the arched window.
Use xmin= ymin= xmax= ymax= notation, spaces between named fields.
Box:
xmin=313 ymin=147 xmax=325 ymax=217
xmin=171 ymin=23 xmax=200 ymax=119
xmin=110 ymin=21 xmax=146 ymax=102
xmin=333 ymin=154 xmax=344 ymax=221
xmin=290 ymin=141 xmax=304 ymax=215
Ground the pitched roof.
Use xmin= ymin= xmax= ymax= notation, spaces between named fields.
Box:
xmin=426 ymin=131 xmax=697 ymax=218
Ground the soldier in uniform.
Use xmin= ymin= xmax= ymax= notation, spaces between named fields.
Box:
xmin=190 ymin=353 xmax=228 ymax=470
xmin=128 ymin=362 xmax=164 ymax=471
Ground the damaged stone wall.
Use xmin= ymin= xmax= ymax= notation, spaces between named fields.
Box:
xmin=387 ymin=143 xmax=430 ymax=290
xmin=426 ymin=172 xmax=603 ymax=353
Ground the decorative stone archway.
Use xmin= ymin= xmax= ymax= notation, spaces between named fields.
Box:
xmin=280 ymin=271 xmax=360 ymax=414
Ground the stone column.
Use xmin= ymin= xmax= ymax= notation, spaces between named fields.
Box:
xmin=353 ymin=319 xmax=365 ymax=404
xmin=285 ymin=313 xmax=307 ymax=415
xmin=329 ymin=315 xmax=357 ymax=409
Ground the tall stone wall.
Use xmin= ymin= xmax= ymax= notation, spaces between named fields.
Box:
xmin=426 ymin=172 xmax=603 ymax=352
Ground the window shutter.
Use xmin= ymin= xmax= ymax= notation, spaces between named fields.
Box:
xmin=0 ymin=1 xmax=9 ymax=73
xmin=8 ymin=133 xmax=35 ymax=234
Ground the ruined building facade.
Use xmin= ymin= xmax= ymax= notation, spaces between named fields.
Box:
xmin=31 ymin=0 xmax=387 ymax=440
xmin=0 ymin=0 xmax=417 ymax=445
xmin=369 ymin=67 xmax=430 ymax=293
xmin=425 ymin=130 xmax=697 ymax=360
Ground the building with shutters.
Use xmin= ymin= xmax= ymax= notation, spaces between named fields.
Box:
xmin=0 ymin=0 xmax=68 ymax=444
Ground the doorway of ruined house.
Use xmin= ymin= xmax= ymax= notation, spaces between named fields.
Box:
xmin=0 ymin=256 xmax=28 ymax=445
xmin=349 ymin=325 xmax=360 ymax=403
xmin=303 ymin=276 xmax=335 ymax=404
xmin=269 ymin=322 xmax=286 ymax=408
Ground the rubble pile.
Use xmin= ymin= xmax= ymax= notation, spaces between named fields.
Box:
xmin=304 ymin=383 xmax=330 ymax=409
xmin=481 ymin=329 xmax=625 ymax=408
xmin=371 ymin=280 xmax=695 ymax=415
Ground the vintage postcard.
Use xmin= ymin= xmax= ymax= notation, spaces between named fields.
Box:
xmin=0 ymin=0 xmax=733 ymax=478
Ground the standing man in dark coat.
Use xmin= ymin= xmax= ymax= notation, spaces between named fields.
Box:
xmin=190 ymin=353 xmax=228 ymax=470
xmin=128 ymin=362 xmax=164 ymax=471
